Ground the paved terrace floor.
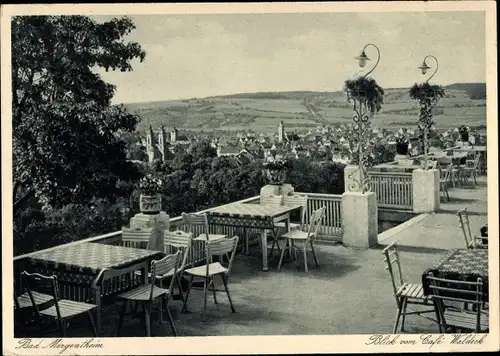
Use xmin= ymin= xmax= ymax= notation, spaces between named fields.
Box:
xmin=16 ymin=177 xmax=488 ymax=337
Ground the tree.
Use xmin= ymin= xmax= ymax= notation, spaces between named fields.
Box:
xmin=12 ymin=16 xmax=146 ymax=211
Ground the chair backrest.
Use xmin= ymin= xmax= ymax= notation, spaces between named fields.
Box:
xmin=182 ymin=212 xmax=210 ymax=240
xmin=307 ymin=206 xmax=326 ymax=239
xmin=457 ymin=208 xmax=475 ymax=249
xmin=283 ymin=194 xmax=308 ymax=227
xmin=150 ymin=251 xmax=181 ymax=300
xmin=427 ymin=273 xmax=484 ymax=332
xmin=473 ymin=153 xmax=481 ymax=170
xmin=426 ymin=160 xmax=438 ymax=169
xmin=439 ymin=162 xmax=453 ymax=182
xmin=21 ymin=271 xmax=59 ymax=317
xmin=260 ymin=194 xmax=283 ymax=207
xmin=382 ymin=243 xmax=405 ymax=299
xmin=121 ymin=227 xmax=154 ymax=249
xmin=207 ymin=236 xmax=239 ymax=275
xmin=164 ymin=230 xmax=192 ymax=271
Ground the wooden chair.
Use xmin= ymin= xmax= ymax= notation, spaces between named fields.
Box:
xmin=270 ymin=194 xmax=309 ymax=256
xmin=277 ymin=206 xmax=325 ymax=273
xmin=460 ymin=154 xmax=480 ymax=187
xmin=21 ymin=271 xmax=98 ymax=337
xmin=427 ymin=273 xmax=489 ymax=333
xmin=382 ymin=243 xmax=437 ymax=333
xmin=163 ymin=230 xmax=193 ymax=304
xmin=135 ymin=230 xmax=192 ymax=306
xmin=438 ymin=163 xmax=453 ymax=202
xmin=116 ymin=251 xmax=181 ymax=337
xmin=182 ymin=212 xmax=227 ymax=244
xmin=457 ymin=208 xmax=487 ymax=249
xmin=121 ymin=226 xmax=154 ymax=249
xmin=182 ymin=236 xmax=239 ymax=316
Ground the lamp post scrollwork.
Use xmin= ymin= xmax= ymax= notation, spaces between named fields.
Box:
xmin=345 ymin=44 xmax=383 ymax=194
xmin=410 ymin=55 xmax=444 ymax=170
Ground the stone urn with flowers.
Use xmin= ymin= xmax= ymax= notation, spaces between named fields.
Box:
xmin=138 ymin=174 xmax=162 ymax=215
xmin=395 ymin=136 xmax=410 ymax=156
xmin=263 ymin=158 xmax=290 ymax=185
xmin=459 ymin=125 xmax=470 ymax=143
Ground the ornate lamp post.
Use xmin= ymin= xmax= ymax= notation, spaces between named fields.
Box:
xmin=410 ymin=55 xmax=444 ymax=170
xmin=345 ymin=43 xmax=383 ymax=193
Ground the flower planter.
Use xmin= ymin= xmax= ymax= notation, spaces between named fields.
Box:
xmin=396 ymin=142 xmax=409 ymax=155
xmin=139 ymin=194 xmax=162 ymax=214
xmin=266 ymin=169 xmax=287 ymax=185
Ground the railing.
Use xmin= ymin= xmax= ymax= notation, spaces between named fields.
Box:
xmin=13 ymin=192 xmax=344 ymax=300
xmin=368 ymin=171 xmax=413 ymax=210
xmin=295 ymin=192 xmax=343 ymax=240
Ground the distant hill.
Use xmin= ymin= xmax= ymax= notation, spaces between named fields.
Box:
xmin=124 ymin=82 xmax=486 ymax=134
xmin=444 ymin=83 xmax=486 ymax=99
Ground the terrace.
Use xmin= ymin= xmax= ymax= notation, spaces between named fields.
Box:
xmin=13 ymin=148 xmax=490 ymax=338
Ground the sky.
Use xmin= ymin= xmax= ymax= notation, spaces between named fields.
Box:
xmin=93 ymin=11 xmax=486 ymax=104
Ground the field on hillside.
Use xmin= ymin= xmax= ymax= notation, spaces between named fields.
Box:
xmin=125 ymin=86 xmax=486 ymax=135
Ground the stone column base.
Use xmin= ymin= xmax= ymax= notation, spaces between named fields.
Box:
xmin=412 ymin=169 xmax=440 ymax=213
xmin=341 ymin=191 xmax=378 ymax=248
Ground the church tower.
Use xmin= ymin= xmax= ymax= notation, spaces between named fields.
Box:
xmin=158 ymin=125 xmax=168 ymax=161
xmin=278 ymin=120 xmax=285 ymax=142
xmin=146 ymin=125 xmax=155 ymax=163
xmin=170 ymin=127 xmax=178 ymax=143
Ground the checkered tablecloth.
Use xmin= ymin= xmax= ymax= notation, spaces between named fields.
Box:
xmin=208 ymin=203 xmax=302 ymax=229
xmin=422 ymin=249 xmax=489 ymax=299
xmin=28 ymin=242 xmax=164 ymax=285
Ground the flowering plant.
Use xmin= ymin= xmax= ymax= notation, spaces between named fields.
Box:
xmin=263 ymin=159 xmax=291 ymax=171
xmin=396 ymin=136 xmax=409 ymax=144
xmin=459 ymin=125 xmax=469 ymax=133
xmin=138 ymin=174 xmax=162 ymax=195
xmin=344 ymin=76 xmax=385 ymax=114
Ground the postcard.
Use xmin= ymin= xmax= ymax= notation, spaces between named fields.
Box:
xmin=2 ymin=1 xmax=498 ymax=354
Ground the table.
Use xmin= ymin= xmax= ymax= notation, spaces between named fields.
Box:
xmin=208 ymin=203 xmax=303 ymax=271
xmin=452 ymin=146 xmax=487 ymax=175
xmin=28 ymin=242 xmax=164 ymax=330
xmin=422 ymin=249 xmax=489 ymax=300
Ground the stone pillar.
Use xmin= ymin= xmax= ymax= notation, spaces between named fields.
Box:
xmin=412 ymin=169 xmax=440 ymax=213
xmin=395 ymin=154 xmax=410 ymax=161
xmin=130 ymin=211 xmax=170 ymax=231
xmin=341 ymin=191 xmax=378 ymax=248
xmin=344 ymin=165 xmax=361 ymax=193
xmin=260 ymin=184 xmax=295 ymax=198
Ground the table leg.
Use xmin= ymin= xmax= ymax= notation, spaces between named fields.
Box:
xmin=92 ymin=287 xmax=102 ymax=334
xmin=261 ymin=230 xmax=268 ymax=272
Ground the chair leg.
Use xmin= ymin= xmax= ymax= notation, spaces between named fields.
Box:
xmin=144 ymin=305 xmax=151 ymax=337
xmin=277 ymin=238 xmax=288 ymax=271
xmin=117 ymin=300 xmax=127 ymax=336
xmin=400 ymin=298 xmax=408 ymax=332
xmin=310 ymin=240 xmax=319 ymax=267
xmin=302 ymin=242 xmax=309 ymax=273
xmin=181 ymin=275 xmax=194 ymax=313
xmin=203 ymin=277 xmax=209 ymax=316
xmin=221 ymin=274 xmax=236 ymax=313
xmin=175 ymin=276 xmax=186 ymax=305
xmin=87 ymin=311 xmax=98 ymax=337
xmin=164 ymin=298 xmax=178 ymax=336
xmin=59 ymin=317 xmax=67 ymax=337
xmin=393 ymin=299 xmax=403 ymax=334
xmin=211 ymin=279 xmax=218 ymax=304
xmin=432 ymin=300 xmax=442 ymax=333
